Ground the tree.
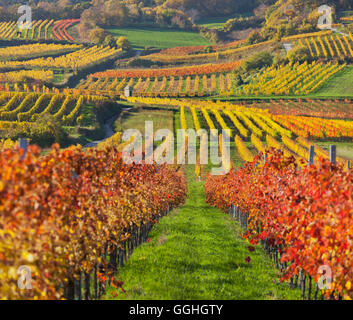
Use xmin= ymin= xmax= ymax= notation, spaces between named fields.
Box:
xmin=89 ymin=27 xmax=109 ymax=44
xmin=242 ymin=51 xmax=274 ymax=72
xmin=287 ymin=46 xmax=312 ymax=64
xmin=246 ymin=30 xmax=265 ymax=45
xmin=103 ymin=34 xmax=116 ymax=47
xmin=116 ymin=36 xmax=132 ymax=51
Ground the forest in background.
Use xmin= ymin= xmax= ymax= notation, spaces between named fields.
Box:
xmin=0 ymin=1 xmax=352 ymax=43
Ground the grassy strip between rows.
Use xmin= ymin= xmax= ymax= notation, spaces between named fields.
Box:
xmin=314 ymin=65 xmax=353 ymax=97
xmin=104 ymin=165 xmax=301 ymax=300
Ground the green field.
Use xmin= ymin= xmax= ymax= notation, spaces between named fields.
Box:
xmin=115 ymin=107 xmax=174 ymax=136
xmin=317 ymin=142 xmax=353 ymax=161
xmin=107 ymin=27 xmax=211 ymax=49
xmin=314 ymin=66 xmax=353 ymax=97
xmin=195 ymin=13 xmax=253 ymax=29
xmin=195 ymin=16 xmax=230 ymax=30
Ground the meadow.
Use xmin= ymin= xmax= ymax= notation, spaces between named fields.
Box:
xmin=107 ymin=27 xmax=211 ymax=49
xmin=195 ymin=12 xmax=253 ymax=30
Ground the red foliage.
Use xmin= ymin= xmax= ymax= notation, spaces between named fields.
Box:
xmin=205 ymin=149 xmax=353 ymax=299
xmin=0 ymin=144 xmax=187 ymax=299
xmin=52 ymin=19 xmax=79 ymax=41
xmin=91 ymin=61 xmax=242 ymax=79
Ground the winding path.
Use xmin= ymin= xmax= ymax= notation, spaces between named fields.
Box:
xmin=84 ymin=115 xmax=119 ymax=148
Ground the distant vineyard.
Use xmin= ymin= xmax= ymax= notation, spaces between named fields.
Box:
xmin=0 ymin=19 xmax=79 ymax=42
xmin=85 ymin=61 xmax=343 ymax=97
xmin=143 ymin=40 xmax=276 ymax=63
xmin=0 ymin=43 xmax=81 ymax=61
xmin=52 ymin=19 xmax=80 ymax=41
xmin=91 ymin=61 xmax=241 ymax=79
xmin=243 ymin=99 xmax=353 ymax=119
xmin=126 ymin=96 xmax=353 ymax=169
xmin=341 ymin=16 xmax=353 ymax=21
xmin=281 ymin=30 xmax=333 ymax=42
xmin=173 ymin=97 xmax=352 ymax=174
xmin=78 ymin=72 xmax=234 ymax=97
xmin=299 ymin=33 xmax=353 ymax=59
xmin=0 ymin=70 xmax=54 ymax=83
xmin=0 ymin=91 xmax=105 ymax=125
xmin=236 ymin=62 xmax=345 ymax=96
xmin=0 ymin=46 xmax=122 ymax=71
xmin=78 ymin=61 xmax=242 ymax=97
xmin=157 ymin=39 xmax=245 ymax=56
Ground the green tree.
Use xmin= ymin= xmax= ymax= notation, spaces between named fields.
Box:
xmin=246 ymin=30 xmax=265 ymax=45
xmin=89 ymin=27 xmax=109 ymax=44
xmin=287 ymin=46 xmax=312 ymax=64
xmin=116 ymin=36 xmax=132 ymax=51
xmin=103 ymin=34 xmax=116 ymax=47
xmin=242 ymin=51 xmax=274 ymax=72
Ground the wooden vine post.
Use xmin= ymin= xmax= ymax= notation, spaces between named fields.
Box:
xmin=308 ymin=145 xmax=315 ymax=165
xmin=19 ymin=138 xmax=28 ymax=159
xmin=329 ymin=145 xmax=336 ymax=165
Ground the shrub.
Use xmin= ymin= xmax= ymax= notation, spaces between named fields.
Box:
xmin=3 ymin=114 xmax=68 ymax=147
xmin=287 ymin=45 xmax=312 ymax=64
xmin=242 ymin=51 xmax=274 ymax=72
xmin=116 ymin=36 xmax=132 ymax=51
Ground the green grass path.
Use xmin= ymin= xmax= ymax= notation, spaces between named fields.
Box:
xmin=105 ymin=166 xmax=300 ymax=300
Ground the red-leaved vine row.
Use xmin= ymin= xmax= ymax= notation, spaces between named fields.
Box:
xmin=0 ymin=144 xmax=187 ymax=299
xmin=205 ymin=149 xmax=353 ymax=300
xmin=52 ymin=19 xmax=79 ymax=42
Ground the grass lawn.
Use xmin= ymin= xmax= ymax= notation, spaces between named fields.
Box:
xmin=314 ymin=66 xmax=353 ymax=97
xmin=104 ymin=165 xmax=300 ymax=300
xmin=107 ymin=27 xmax=211 ymax=50
xmin=51 ymin=72 xmax=74 ymax=86
xmin=115 ymin=107 xmax=174 ymax=136
xmin=195 ymin=13 xmax=253 ymax=29
xmin=316 ymin=141 xmax=353 ymax=161
xmin=195 ymin=16 xmax=230 ymax=30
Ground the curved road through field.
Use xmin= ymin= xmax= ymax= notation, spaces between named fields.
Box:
xmin=84 ymin=115 xmax=118 ymax=148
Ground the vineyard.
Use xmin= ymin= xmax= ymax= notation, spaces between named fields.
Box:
xmin=127 ymin=96 xmax=353 ymax=164
xmin=0 ymin=19 xmax=79 ymax=42
xmin=74 ymin=61 xmax=240 ymax=97
xmin=236 ymin=61 xmax=345 ymax=96
xmin=76 ymin=60 xmax=345 ymax=98
xmin=106 ymin=94 xmax=353 ymax=300
xmin=244 ymin=99 xmax=353 ymax=119
xmin=205 ymin=150 xmax=353 ymax=300
xmin=78 ymin=73 xmax=234 ymax=97
xmin=0 ymin=91 xmax=106 ymax=124
xmin=1 ymin=1 xmax=353 ymax=302
xmin=142 ymin=39 xmax=276 ymax=63
xmin=0 ymin=46 xmax=122 ymax=71
xmin=0 ymin=43 xmax=81 ymax=61
xmin=0 ymin=144 xmax=187 ymax=299
xmin=298 ymin=32 xmax=353 ymax=59
xmin=0 ymin=70 xmax=54 ymax=83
